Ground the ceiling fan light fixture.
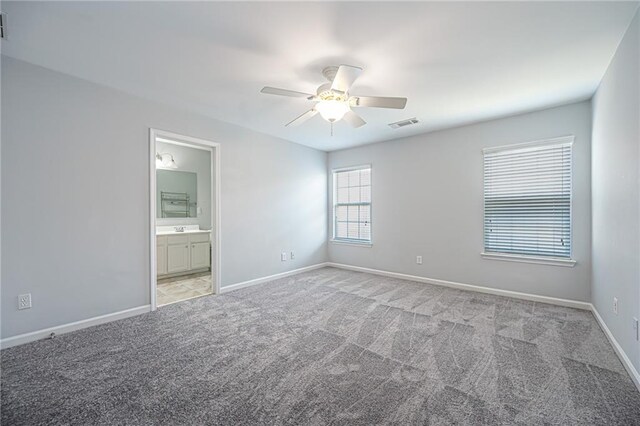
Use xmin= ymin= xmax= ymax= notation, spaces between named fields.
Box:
xmin=315 ymin=99 xmax=349 ymax=123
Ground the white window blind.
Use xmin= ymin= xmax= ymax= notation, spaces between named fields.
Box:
xmin=333 ymin=166 xmax=371 ymax=242
xmin=483 ymin=137 xmax=573 ymax=259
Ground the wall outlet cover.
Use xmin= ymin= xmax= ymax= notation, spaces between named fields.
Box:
xmin=416 ymin=256 xmax=423 ymax=265
xmin=18 ymin=293 xmax=32 ymax=310
xmin=613 ymin=297 xmax=618 ymax=315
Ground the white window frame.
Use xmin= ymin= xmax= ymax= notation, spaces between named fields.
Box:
xmin=481 ymin=136 xmax=576 ymax=267
xmin=330 ymin=164 xmax=372 ymax=247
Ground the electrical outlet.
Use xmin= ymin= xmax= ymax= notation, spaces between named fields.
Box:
xmin=634 ymin=317 xmax=639 ymax=341
xmin=281 ymin=252 xmax=287 ymax=261
xmin=416 ymin=256 xmax=423 ymax=265
xmin=613 ymin=297 xmax=618 ymax=315
xmin=18 ymin=293 xmax=32 ymax=310
xmin=290 ymin=251 xmax=295 ymax=260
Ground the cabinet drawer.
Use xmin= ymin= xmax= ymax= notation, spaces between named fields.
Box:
xmin=189 ymin=233 xmax=210 ymax=243
xmin=167 ymin=234 xmax=189 ymax=245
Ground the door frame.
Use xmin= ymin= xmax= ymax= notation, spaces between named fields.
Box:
xmin=149 ymin=128 xmax=221 ymax=310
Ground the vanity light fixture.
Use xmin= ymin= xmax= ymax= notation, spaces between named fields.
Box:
xmin=156 ymin=153 xmax=178 ymax=169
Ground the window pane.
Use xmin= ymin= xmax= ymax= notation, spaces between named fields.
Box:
xmin=360 ymin=185 xmax=371 ymax=203
xmin=337 ymin=188 xmax=349 ymax=203
xmin=347 ymin=222 xmax=359 ymax=239
xmin=337 ymin=172 xmax=349 ymax=188
xmin=336 ymin=222 xmax=347 ymax=238
xmin=348 ymin=170 xmax=360 ymax=187
xmin=347 ymin=205 xmax=359 ymax=222
xmin=360 ymin=168 xmax=371 ymax=186
xmin=349 ymin=187 xmax=361 ymax=203
xmin=336 ymin=206 xmax=348 ymax=221
xmin=359 ymin=205 xmax=370 ymax=222
xmin=359 ymin=223 xmax=371 ymax=240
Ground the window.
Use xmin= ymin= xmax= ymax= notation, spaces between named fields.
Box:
xmin=332 ymin=166 xmax=371 ymax=243
xmin=483 ymin=137 xmax=573 ymax=263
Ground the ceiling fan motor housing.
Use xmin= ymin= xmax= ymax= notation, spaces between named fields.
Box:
xmin=316 ymin=82 xmax=348 ymax=101
xmin=321 ymin=66 xmax=339 ymax=82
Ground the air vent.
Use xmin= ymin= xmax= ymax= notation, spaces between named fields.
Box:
xmin=0 ymin=13 xmax=6 ymax=39
xmin=388 ymin=117 xmax=419 ymax=129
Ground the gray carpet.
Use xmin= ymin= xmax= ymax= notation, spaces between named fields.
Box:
xmin=2 ymin=267 xmax=640 ymax=425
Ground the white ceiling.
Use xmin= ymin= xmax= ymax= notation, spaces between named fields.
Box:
xmin=2 ymin=1 xmax=638 ymax=151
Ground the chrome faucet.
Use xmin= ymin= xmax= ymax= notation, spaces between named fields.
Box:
xmin=174 ymin=226 xmax=185 ymax=232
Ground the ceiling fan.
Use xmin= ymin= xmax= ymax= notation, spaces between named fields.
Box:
xmin=260 ymin=65 xmax=407 ymax=130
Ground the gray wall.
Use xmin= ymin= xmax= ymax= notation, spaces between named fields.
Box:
xmin=1 ymin=57 xmax=328 ymax=339
xmin=592 ymin=10 xmax=640 ymax=372
xmin=328 ymin=101 xmax=592 ymax=302
xmin=156 ymin=141 xmax=212 ymax=230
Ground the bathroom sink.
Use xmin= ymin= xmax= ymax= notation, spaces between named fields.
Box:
xmin=156 ymin=225 xmax=211 ymax=235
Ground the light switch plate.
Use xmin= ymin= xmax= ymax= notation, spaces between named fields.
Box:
xmin=281 ymin=252 xmax=287 ymax=261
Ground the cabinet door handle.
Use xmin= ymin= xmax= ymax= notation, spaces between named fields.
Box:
xmin=185 ymin=245 xmax=188 ymax=248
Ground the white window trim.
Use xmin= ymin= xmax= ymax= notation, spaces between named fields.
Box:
xmin=330 ymin=239 xmax=373 ymax=247
xmin=481 ymin=252 xmax=576 ymax=267
xmin=482 ymin=135 xmax=576 ymax=265
xmin=482 ymin=135 xmax=575 ymax=154
xmin=331 ymin=164 xmax=372 ymax=245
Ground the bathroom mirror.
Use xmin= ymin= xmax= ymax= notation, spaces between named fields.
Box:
xmin=156 ymin=170 xmax=197 ymax=218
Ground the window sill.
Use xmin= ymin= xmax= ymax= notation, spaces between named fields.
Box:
xmin=330 ymin=239 xmax=372 ymax=248
xmin=481 ymin=252 xmax=576 ymax=267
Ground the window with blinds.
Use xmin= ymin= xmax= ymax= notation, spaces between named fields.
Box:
xmin=483 ymin=137 xmax=573 ymax=259
xmin=333 ymin=166 xmax=371 ymax=243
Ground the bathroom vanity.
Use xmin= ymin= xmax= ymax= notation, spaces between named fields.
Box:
xmin=156 ymin=226 xmax=211 ymax=277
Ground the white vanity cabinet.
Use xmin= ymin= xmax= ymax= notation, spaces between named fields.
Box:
xmin=157 ymin=231 xmax=211 ymax=277
xmin=157 ymin=236 xmax=168 ymax=275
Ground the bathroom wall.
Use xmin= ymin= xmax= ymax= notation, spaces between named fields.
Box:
xmin=156 ymin=141 xmax=212 ymax=230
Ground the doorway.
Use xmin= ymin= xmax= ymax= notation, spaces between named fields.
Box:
xmin=149 ymin=129 xmax=221 ymax=310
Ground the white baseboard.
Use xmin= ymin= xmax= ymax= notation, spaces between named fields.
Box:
xmin=590 ymin=306 xmax=640 ymax=392
xmin=0 ymin=305 xmax=151 ymax=350
xmin=326 ymin=262 xmax=592 ymax=310
xmin=3 ymin=262 xmax=637 ymax=394
xmin=220 ymin=262 xmax=329 ymax=294
xmin=1 ymin=264 xmax=329 ymax=350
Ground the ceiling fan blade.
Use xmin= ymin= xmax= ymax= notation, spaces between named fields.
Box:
xmin=285 ymin=109 xmax=318 ymax=127
xmin=261 ymin=87 xmax=313 ymax=98
xmin=343 ymin=110 xmax=366 ymax=128
xmin=353 ymin=96 xmax=407 ymax=109
xmin=331 ymin=65 xmax=363 ymax=94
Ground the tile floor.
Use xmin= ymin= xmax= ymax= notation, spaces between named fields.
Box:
xmin=157 ymin=271 xmax=213 ymax=306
